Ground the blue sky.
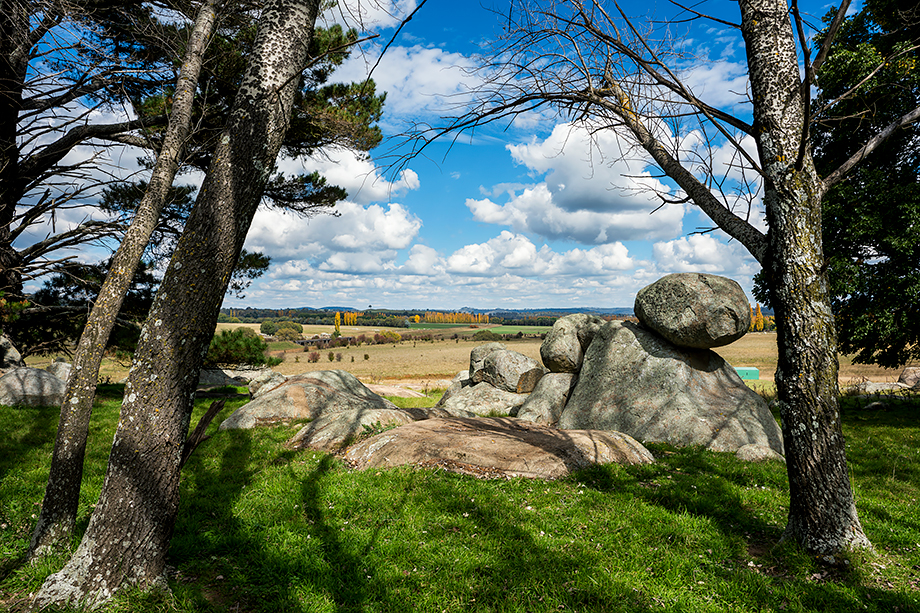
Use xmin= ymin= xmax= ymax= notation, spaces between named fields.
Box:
xmin=19 ymin=0 xmax=844 ymax=311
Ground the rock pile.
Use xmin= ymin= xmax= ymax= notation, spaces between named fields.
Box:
xmin=519 ymin=273 xmax=784 ymax=460
xmin=435 ymin=342 xmax=544 ymax=416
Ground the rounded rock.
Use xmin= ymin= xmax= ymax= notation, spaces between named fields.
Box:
xmin=634 ymin=273 xmax=751 ymax=349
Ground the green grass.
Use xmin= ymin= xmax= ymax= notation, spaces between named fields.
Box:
xmin=1 ymin=390 xmax=919 ymax=612
xmin=266 ymin=340 xmax=303 ymax=351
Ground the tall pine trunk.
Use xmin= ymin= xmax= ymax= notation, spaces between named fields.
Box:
xmin=740 ymin=0 xmax=869 ymax=553
xmin=27 ymin=0 xmax=222 ymax=558
xmin=0 ymin=0 xmax=26 ymax=301
xmin=32 ymin=0 xmax=321 ymax=605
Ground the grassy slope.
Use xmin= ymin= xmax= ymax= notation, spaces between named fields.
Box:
xmin=1 ymin=387 xmax=918 ymax=612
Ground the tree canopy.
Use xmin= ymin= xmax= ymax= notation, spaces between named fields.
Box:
xmin=814 ymin=0 xmax=920 ymax=368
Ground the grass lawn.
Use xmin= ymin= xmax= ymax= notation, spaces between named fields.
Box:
xmin=1 ymin=386 xmax=918 ymax=612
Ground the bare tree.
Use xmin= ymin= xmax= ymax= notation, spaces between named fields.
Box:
xmin=413 ymin=0 xmax=919 ymax=554
xmin=27 ymin=0 xmax=223 ymax=559
xmin=0 ymin=0 xmax=174 ymax=302
xmin=31 ymin=0 xmax=323 ymax=606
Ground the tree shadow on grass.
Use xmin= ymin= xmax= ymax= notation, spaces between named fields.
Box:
xmin=0 ymin=404 xmax=58 ymax=482
xmin=576 ymin=445 xmax=918 ymax=612
xmin=171 ymin=427 xmax=305 ymax=612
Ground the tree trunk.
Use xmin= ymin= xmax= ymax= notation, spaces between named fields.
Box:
xmin=31 ymin=0 xmax=320 ymax=606
xmin=27 ymin=0 xmax=222 ymax=558
xmin=0 ymin=1 xmax=26 ymax=301
xmin=740 ymin=0 xmax=869 ymax=553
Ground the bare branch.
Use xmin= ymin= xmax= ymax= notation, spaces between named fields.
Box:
xmin=813 ymin=0 xmax=853 ymax=74
xmin=823 ymin=104 xmax=920 ymax=188
xmin=18 ymin=115 xmax=168 ymax=190
xmin=664 ymin=0 xmax=740 ymax=29
xmin=18 ymin=220 xmax=123 ymax=262
xmin=590 ymin=77 xmax=767 ymax=262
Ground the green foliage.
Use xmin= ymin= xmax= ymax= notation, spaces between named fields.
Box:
xmin=0 ymin=292 xmax=28 ymax=328
xmin=274 ymin=327 xmax=302 ymax=342
xmin=755 ymin=1 xmax=920 ymax=367
xmin=472 ymin=329 xmax=502 ymax=342
xmin=816 ymin=1 xmax=919 ymax=367
xmin=260 ymin=321 xmax=279 ymax=335
xmin=8 ymin=260 xmax=157 ymax=358
xmin=204 ymin=328 xmax=280 ymax=367
xmin=99 ymin=183 xmax=271 ymax=298
xmin=277 ymin=321 xmax=303 ymax=333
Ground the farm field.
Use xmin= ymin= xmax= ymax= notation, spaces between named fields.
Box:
xmin=242 ymin=326 xmax=909 ymax=387
xmin=25 ymin=328 xmax=911 ymax=388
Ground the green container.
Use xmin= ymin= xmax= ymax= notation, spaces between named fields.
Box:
xmin=735 ymin=367 xmax=759 ymax=380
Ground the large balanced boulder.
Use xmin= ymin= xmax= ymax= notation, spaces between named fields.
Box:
xmin=437 ymin=382 xmax=529 ymax=417
xmin=634 ymin=273 xmax=751 ymax=349
xmin=344 ymin=417 xmax=655 ymax=479
xmin=0 ymin=367 xmax=66 ymax=407
xmin=475 ymin=349 xmax=545 ymax=393
xmin=517 ymin=372 xmax=577 ymax=426
xmin=558 ymin=321 xmax=783 ymax=456
xmin=540 ymin=314 xmax=605 ymax=373
xmin=220 ymin=370 xmax=397 ymax=430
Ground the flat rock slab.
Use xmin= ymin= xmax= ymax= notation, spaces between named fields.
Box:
xmin=288 ymin=406 xmax=474 ymax=452
xmin=365 ymin=384 xmax=427 ymax=398
xmin=344 ymin=417 xmax=655 ymax=480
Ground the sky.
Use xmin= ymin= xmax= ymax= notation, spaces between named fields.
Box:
xmin=18 ymin=0 xmax=845 ymax=312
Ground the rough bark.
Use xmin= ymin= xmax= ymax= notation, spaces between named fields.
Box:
xmin=0 ymin=0 xmax=28 ymax=300
xmin=31 ymin=0 xmax=321 ymax=606
xmin=27 ymin=0 xmax=222 ymax=558
xmin=739 ymin=0 xmax=869 ymax=553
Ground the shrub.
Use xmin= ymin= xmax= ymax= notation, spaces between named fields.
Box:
xmin=277 ymin=320 xmax=303 ymax=333
xmin=328 ymin=351 xmax=335 ymax=362
xmin=364 ymin=354 xmax=369 ymax=361
xmin=260 ymin=321 xmax=279 ymax=335
xmin=205 ymin=328 xmax=279 ymax=367
xmin=308 ymin=351 xmax=320 ymax=363
xmin=472 ymin=329 xmax=501 ymax=342
xmin=335 ymin=352 xmax=343 ymax=362
xmin=275 ymin=327 xmax=302 ymax=342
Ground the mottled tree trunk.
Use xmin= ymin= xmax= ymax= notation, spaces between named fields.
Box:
xmin=31 ymin=0 xmax=321 ymax=607
xmin=28 ymin=0 xmax=222 ymax=558
xmin=740 ymin=0 xmax=869 ymax=553
xmin=0 ymin=0 xmax=26 ymax=302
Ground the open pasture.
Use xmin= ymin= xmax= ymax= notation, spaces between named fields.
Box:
xmin=25 ymin=329 xmax=911 ymax=387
